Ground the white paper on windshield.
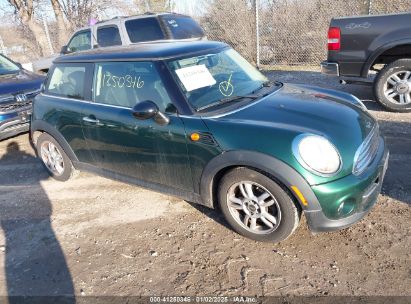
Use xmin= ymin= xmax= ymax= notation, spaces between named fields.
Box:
xmin=175 ymin=64 xmax=216 ymax=92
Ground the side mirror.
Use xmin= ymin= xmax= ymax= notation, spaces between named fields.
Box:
xmin=132 ymin=100 xmax=170 ymax=125
xmin=60 ymin=45 xmax=70 ymax=54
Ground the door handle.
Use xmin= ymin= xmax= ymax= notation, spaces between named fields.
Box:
xmin=83 ymin=116 xmax=100 ymax=124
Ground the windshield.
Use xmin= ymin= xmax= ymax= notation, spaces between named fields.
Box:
xmin=168 ymin=48 xmax=268 ymax=111
xmin=0 ymin=55 xmax=20 ymax=75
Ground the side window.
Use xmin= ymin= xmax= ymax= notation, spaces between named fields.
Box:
xmin=93 ymin=61 xmax=172 ymax=111
xmin=97 ymin=26 xmax=122 ymax=47
xmin=67 ymin=31 xmax=91 ymax=52
xmin=46 ymin=64 xmax=87 ymax=100
xmin=161 ymin=16 xmax=205 ymax=39
xmin=125 ymin=18 xmax=165 ymax=43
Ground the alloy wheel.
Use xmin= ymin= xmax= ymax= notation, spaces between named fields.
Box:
xmin=226 ymin=181 xmax=282 ymax=235
xmin=40 ymin=141 xmax=65 ymax=176
xmin=383 ymin=70 xmax=411 ymax=105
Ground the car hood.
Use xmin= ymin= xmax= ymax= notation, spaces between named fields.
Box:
xmin=203 ymin=83 xmax=376 ymax=185
xmin=0 ymin=70 xmax=45 ymax=96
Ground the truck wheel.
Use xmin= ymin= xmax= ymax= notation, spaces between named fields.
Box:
xmin=36 ymin=133 xmax=77 ymax=181
xmin=374 ymin=59 xmax=411 ymax=112
xmin=218 ymin=167 xmax=300 ymax=242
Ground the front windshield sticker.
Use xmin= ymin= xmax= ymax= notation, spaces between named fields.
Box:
xmin=175 ymin=64 xmax=216 ymax=92
xmin=218 ymin=73 xmax=234 ymax=97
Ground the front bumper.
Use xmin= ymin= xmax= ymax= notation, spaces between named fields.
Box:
xmin=0 ymin=110 xmax=31 ymax=140
xmin=304 ymin=137 xmax=389 ymax=232
xmin=320 ymin=61 xmax=339 ymax=76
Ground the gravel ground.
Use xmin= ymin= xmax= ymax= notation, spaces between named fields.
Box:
xmin=0 ymin=70 xmax=409 ymax=300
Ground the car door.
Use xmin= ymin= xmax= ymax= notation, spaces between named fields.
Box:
xmin=81 ymin=60 xmax=193 ymax=191
xmin=41 ymin=62 xmax=94 ymax=163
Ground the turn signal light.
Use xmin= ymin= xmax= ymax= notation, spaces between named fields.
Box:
xmin=291 ymin=186 xmax=308 ymax=206
xmin=190 ymin=133 xmax=200 ymax=141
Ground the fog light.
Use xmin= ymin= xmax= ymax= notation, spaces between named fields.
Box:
xmin=337 ymin=199 xmax=355 ymax=217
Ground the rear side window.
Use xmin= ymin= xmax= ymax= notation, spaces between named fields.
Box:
xmin=93 ymin=61 xmax=172 ymax=111
xmin=67 ymin=31 xmax=91 ymax=52
xmin=46 ymin=64 xmax=87 ymax=100
xmin=125 ymin=18 xmax=165 ymax=43
xmin=161 ymin=15 xmax=204 ymax=39
xmin=97 ymin=26 xmax=122 ymax=47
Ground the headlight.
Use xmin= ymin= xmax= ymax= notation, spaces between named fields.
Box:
xmin=351 ymin=95 xmax=367 ymax=111
xmin=292 ymin=134 xmax=342 ymax=176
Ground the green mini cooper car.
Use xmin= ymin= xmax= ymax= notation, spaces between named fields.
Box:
xmin=31 ymin=41 xmax=389 ymax=242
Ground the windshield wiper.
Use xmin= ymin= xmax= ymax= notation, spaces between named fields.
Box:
xmin=262 ymin=80 xmax=282 ymax=87
xmin=197 ymin=94 xmax=259 ymax=112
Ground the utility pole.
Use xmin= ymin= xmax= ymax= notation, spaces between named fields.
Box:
xmin=255 ymin=0 xmax=260 ymax=69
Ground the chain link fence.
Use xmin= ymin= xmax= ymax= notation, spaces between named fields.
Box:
xmin=187 ymin=0 xmax=411 ymax=67
xmin=1 ymin=0 xmax=410 ymax=67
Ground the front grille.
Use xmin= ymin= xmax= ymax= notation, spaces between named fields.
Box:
xmin=0 ymin=100 xmax=32 ymax=113
xmin=0 ymin=89 xmax=39 ymax=114
xmin=353 ymin=125 xmax=380 ymax=176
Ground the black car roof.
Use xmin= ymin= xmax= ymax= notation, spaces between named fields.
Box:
xmin=55 ymin=41 xmax=228 ymax=63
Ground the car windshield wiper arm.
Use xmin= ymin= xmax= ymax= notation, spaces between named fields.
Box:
xmin=197 ymin=94 xmax=259 ymax=112
xmin=262 ymin=79 xmax=281 ymax=87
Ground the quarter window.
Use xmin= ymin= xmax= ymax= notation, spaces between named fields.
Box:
xmin=67 ymin=31 xmax=91 ymax=52
xmin=93 ymin=61 xmax=172 ymax=111
xmin=46 ymin=64 xmax=87 ymax=100
xmin=97 ymin=26 xmax=122 ymax=47
xmin=125 ymin=18 xmax=165 ymax=43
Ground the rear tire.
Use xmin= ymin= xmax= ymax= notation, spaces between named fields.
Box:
xmin=36 ymin=133 xmax=76 ymax=181
xmin=218 ymin=167 xmax=300 ymax=242
xmin=374 ymin=59 xmax=411 ymax=112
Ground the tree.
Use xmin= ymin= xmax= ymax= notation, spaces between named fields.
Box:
xmin=134 ymin=0 xmax=174 ymax=13
xmin=54 ymin=0 xmax=115 ymax=32
xmin=201 ymin=0 xmax=256 ymax=63
xmin=54 ymin=0 xmax=97 ymax=31
xmin=6 ymin=0 xmax=49 ymax=56
xmin=49 ymin=0 xmax=68 ymax=46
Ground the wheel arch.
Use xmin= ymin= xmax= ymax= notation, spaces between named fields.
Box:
xmin=199 ymin=150 xmax=321 ymax=212
xmin=31 ymin=120 xmax=79 ymax=163
xmin=363 ymin=41 xmax=411 ymax=77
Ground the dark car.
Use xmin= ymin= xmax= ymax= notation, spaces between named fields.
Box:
xmin=321 ymin=12 xmax=411 ymax=112
xmin=0 ymin=54 xmax=45 ymax=140
xmin=31 ymin=41 xmax=388 ymax=242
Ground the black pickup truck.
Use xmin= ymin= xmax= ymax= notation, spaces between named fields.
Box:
xmin=321 ymin=12 xmax=411 ymax=112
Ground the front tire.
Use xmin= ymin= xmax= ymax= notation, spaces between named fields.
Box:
xmin=36 ymin=133 xmax=76 ymax=181
xmin=374 ymin=59 xmax=411 ymax=112
xmin=218 ymin=167 xmax=300 ymax=242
